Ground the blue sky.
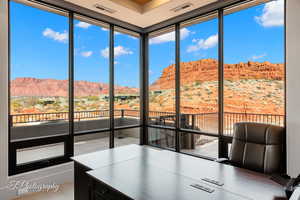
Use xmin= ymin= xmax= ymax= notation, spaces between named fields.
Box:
xmin=10 ymin=0 xmax=284 ymax=87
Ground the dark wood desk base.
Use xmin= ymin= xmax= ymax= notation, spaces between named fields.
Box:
xmin=75 ymin=162 xmax=131 ymax=200
xmin=74 ymin=163 xmax=91 ymax=200
xmin=91 ymin=178 xmax=132 ymax=200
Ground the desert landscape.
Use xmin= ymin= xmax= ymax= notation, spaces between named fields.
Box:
xmin=150 ymin=58 xmax=284 ymax=115
xmin=10 ymin=58 xmax=284 ymax=118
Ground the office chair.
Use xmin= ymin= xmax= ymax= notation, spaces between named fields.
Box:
xmin=218 ymin=122 xmax=285 ymax=174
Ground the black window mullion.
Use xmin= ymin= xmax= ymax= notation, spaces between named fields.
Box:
xmin=67 ymin=11 xmax=74 ymax=158
xmin=109 ymin=24 xmax=115 ymax=148
xmin=218 ymin=9 xmax=226 ymax=158
xmin=140 ymin=33 xmax=149 ymax=145
xmin=175 ymin=23 xmax=180 ymax=152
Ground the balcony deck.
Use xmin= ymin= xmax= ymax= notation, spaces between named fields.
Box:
xmin=11 ymin=109 xmax=285 ymax=137
xmin=13 ymin=109 xmax=283 ymax=164
xmin=17 ymin=133 xmax=219 ymax=164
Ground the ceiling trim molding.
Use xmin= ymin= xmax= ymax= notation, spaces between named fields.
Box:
xmin=109 ymin=0 xmax=142 ymax=13
xmin=26 ymin=0 xmax=144 ymax=33
xmin=109 ymin=0 xmax=171 ymax=13
xmin=143 ymin=0 xmax=171 ymax=13
xmin=18 ymin=0 xmax=265 ymax=34
xmin=144 ymin=0 xmax=250 ymax=33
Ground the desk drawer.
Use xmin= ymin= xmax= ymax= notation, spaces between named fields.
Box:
xmin=93 ymin=181 xmax=132 ymax=200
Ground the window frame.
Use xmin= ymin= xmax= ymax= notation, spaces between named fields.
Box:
xmin=8 ymin=0 xmax=286 ymax=175
xmin=8 ymin=0 xmax=143 ymax=175
xmin=145 ymin=0 xmax=286 ymax=161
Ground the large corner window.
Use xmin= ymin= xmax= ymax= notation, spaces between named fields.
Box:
xmin=179 ymin=12 xmax=219 ymax=158
xmin=147 ymin=26 xmax=176 ymax=149
xmin=10 ymin=2 xmax=69 ymax=139
xmin=73 ymin=15 xmax=110 ymax=155
xmin=114 ymin=27 xmax=141 ymax=147
xmin=9 ymin=1 xmax=70 ymax=174
xmin=146 ymin=0 xmax=285 ymax=159
xmin=148 ymin=27 xmax=176 ymax=128
xmin=223 ymin=0 xmax=285 ymax=137
xmin=8 ymin=0 xmax=285 ymax=175
xmin=8 ymin=0 xmax=142 ymax=174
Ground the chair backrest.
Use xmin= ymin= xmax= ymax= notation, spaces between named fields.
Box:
xmin=229 ymin=122 xmax=285 ymax=174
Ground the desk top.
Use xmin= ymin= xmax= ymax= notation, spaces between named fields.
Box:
xmin=72 ymin=144 xmax=163 ymax=170
xmin=73 ymin=144 xmax=286 ymax=200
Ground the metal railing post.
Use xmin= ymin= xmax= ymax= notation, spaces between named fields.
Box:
xmin=192 ymin=115 xmax=196 ymax=130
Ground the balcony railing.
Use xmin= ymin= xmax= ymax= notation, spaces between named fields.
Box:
xmin=10 ymin=110 xmax=284 ymax=136
xmin=223 ymin=112 xmax=284 ymax=136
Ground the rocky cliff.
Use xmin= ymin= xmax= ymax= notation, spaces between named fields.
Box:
xmin=11 ymin=78 xmax=138 ymax=97
xmin=150 ymin=59 xmax=284 ymax=90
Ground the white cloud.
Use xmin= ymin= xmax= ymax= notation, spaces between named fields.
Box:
xmin=42 ymin=28 xmax=68 ymax=43
xmin=181 ymin=28 xmax=191 ymax=40
xmin=101 ymin=48 xmax=109 ymax=58
xmin=251 ymin=53 xmax=267 ymax=60
xmin=149 ymin=28 xmax=191 ymax=44
xmin=255 ymin=0 xmax=284 ymax=27
xmin=81 ymin=51 xmax=93 ymax=57
xmin=76 ymin=22 xmax=92 ymax=29
xmin=187 ymin=34 xmax=218 ymax=52
xmin=114 ymin=46 xmax=133 ymax=57
xmin=101 ymin=46 xmax=133 ymax=58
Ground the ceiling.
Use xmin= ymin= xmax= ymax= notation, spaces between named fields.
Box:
xmin=64 ymin=0 xmax=218 ymax=28
xmin=130 ymin=0 xmax=153 ymax=5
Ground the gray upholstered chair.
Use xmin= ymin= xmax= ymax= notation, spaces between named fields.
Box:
xmin=222 ymin=122 xmax=285 ymax=174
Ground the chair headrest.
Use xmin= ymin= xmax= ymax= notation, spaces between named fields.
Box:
xmin=233 ymin=122 xmax=284 ymax=145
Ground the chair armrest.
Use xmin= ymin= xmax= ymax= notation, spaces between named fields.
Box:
xmin=215 ymin=158 xmax=230 ymax=163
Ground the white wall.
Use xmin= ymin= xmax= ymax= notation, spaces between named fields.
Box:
xmin=0 ymin=1 xmax=73 ymax=200
xmin=286 ymin=0 xmax=300 ymax=178
xmin=0 ymin=0 xmax=9 ymax=191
